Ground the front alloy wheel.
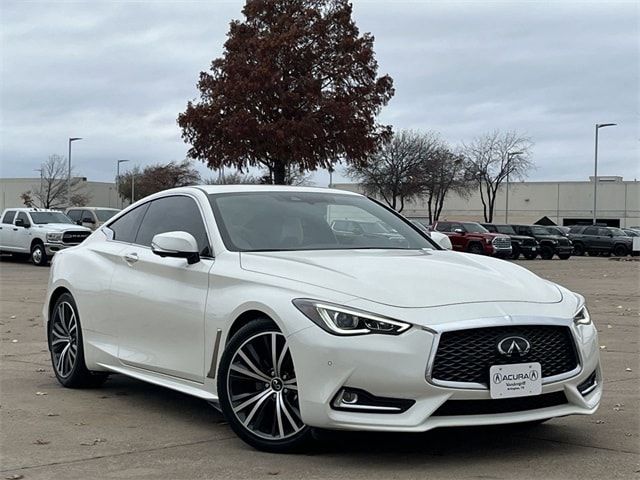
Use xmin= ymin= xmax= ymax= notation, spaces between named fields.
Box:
xmin=218 ymin=319 xmax=310 ymax=452
xmin=31 ymin=243 xmax=48 ymax=266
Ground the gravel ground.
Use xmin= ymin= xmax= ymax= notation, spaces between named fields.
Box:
xmin=0 ymin=255 xmax=638 ymax=479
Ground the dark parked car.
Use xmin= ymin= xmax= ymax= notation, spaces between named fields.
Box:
xmin=511 ymin=224 xmax=573 ymax=260
xmin=568 ymin=225 xmax=633 ymax=257
xmin=481 ymin=223 xmax=539 ymax=260
xmin=622 ymin=229 xmax=639 ymax=237
xmin=545 ymin=225 xmax=570 ymax=237
xmin=433 ymin=221 xmax=512 ymax=257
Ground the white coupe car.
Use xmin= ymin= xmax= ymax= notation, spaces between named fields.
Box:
xmin=44 ymin=185 xmax=601 ymax=452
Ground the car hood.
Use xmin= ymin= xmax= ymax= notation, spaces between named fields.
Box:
xmin=31 ymin=223 xmax=91 ymax=232
xmin=510 ymin=235 xmax=535 ymax=241
xmin=239 ymin=249 xmax=562 ymax=308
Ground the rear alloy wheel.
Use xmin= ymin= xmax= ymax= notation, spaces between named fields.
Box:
xmin=31 ymin=243 xmax=48 ymax=266
xmin=612 ymin=244 xmax=628 ymax=257
xmin=218 ymin=319 xmax=311 ymax=452
xmin=467 ymin=243 xmax=484 ymax=255
xmin=540 ymin=245 xmax=554 ymax=260
xmin=48 ymin=293 xmax=109 ymax=388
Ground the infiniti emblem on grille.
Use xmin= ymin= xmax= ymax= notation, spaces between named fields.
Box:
xmin=497 ymin=336 xmax=531 ymax=357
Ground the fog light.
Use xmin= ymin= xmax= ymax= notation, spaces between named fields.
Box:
xmin=331 ymin=387 xmax=415 ymax=414
xmin=341 ymin=391 xmax=358 ymax=404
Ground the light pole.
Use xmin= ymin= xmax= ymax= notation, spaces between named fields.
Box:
xmin=67 ymin=137 xmax=82 ymax=207
xmin=505 ymin=151 xmax=523 ymax=223
xmin=593 ymin=123 xmax=617 ymax=225
xmin=116 ymin=159 xmax=130 ymax=208
xmin=34 ymin=168 xmax=43 ymax=207
xmin=131 ymin=166 xmax=136 ymax=204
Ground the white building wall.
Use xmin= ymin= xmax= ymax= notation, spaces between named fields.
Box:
xmin=335 ymin=179 xmax=640 ymax=228
xmin=0 ymin=178 xmax=122 ymax=211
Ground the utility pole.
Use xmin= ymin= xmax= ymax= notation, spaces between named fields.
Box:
xmin=593 ymin=123 xmax=617 ymax=225
xmin=505 ymin=151 xmax=523 ymax=223
xmin=67 ymin=137 xmax=82 ymax=207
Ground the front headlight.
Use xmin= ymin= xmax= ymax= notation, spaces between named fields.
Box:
xmin=292 ymin=299 xmax=411 ymax=336
xmin=46 ymin=232 xmax=63 ymax=243
xmin=573 ymin=296 xmax=591 ymax=325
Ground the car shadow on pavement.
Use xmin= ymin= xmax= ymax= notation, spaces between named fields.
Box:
xmin=96 ymin=373 xmax=577 ymax=460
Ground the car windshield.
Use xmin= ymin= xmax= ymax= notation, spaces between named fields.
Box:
xmin=208 ymin=191 xmax=436 ymax=251
xmin=496 ymin=225 xmax=516 ymax=235
xmin=95 ymin=209 xmax=119 ymax=222
xmin=29 ymin=211 xmax=73 ymax=224
xmin=532 ymin=226 xmax=552 ymax=235
xmin=461 ymin=222 xmax=489 ymax=233
xmin=360 ymin=222 xmax=388 ymax=234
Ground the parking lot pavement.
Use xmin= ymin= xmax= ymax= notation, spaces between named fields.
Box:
xmin=0 ymin=256 xmax=638 ymax=479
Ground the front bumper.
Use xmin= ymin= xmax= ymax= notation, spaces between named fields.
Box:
xmin=44 ymin=242 xmax=75 ymax=256
xmin=287 ymin=316 xmax=600 ymax=432
xmin=554 ymin=245 xmax=574 ymax=255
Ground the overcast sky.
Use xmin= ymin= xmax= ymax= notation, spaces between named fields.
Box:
xmin=1 ymin=0 xmax=638 ymax=185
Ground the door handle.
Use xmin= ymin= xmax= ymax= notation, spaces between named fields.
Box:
xmin=124 ymin=252 xmax=139 ymax=264
xmin=13 ymin=228 xmax=18 ymax=231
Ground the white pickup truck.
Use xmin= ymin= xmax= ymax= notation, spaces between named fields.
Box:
xmin=0 ymin=208 xmax=92 ymax=266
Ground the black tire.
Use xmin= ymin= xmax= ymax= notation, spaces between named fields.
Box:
xmin=524 ymin=252 xmax=537 ymax=260
xmin=31 ymin=242 xmax=48 ymax=266
xmin=218 ymin=319 xmax=312 ymax=453
xmin=540 ymin=245 xmax=554 ymax=260
xmin=467 ymin=242 xmax=484 ymax=255
xmin=572 ymin=243 xmax=585 ymax=256
xmin=48 ymin=292 xmax=109 ymax=388
xmin=612 ymin=244 xmax=628 ymax=257
xmin=511 ymin=245 xmax=521 ymax=260
xmin=558 ymin=254 xmax=571 ymax=260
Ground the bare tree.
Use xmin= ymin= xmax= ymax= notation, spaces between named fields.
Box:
xmin=421 ymin=146 xmax=471 ymax=224
xmin=117 ymin=160 xmax=201 ymax=203
xmin=347 ymin=130 xmax=437 ymax=212
xmin=22 ymin=155 xmax=90 ymax=208
xmin=463 ymin=130 xmax=534 ymax=222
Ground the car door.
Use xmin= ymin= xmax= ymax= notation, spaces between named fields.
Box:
xmin=0 ymin=210 xmax=17 ymax=249
xmin=446 ymin=222 xmax=466 ymax=251
xmin=112 ymin=195 xmax=214 ymax=383
xmin=581 ymin=226 xmax=600 ymax=251
xmin=81 ymin=210 xmax=97 ymax=230
xmin=12 ymin=212 xmax=32 ymax=252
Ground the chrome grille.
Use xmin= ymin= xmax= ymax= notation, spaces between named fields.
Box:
xmin=431 ymin=325 xmax=579 ymax=385
xmin=492 ymin=236 xmax=511 ymax=249
xmin=62 ymin=231 xmax=90 ymax=245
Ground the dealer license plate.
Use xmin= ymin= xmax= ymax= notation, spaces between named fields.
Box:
xmin=489 ymin=362 xmax=542 ymax=399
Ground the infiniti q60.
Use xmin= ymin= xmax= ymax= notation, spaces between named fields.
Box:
xmin=44 ymin=186 xmax=601 ymax=452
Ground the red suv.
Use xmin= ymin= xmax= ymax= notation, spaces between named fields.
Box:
xmin=433 ymin=221 xmax=512 ymax=257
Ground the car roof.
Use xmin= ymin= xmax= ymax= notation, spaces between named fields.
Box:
xmin=3 ymin=207 xmax=58 ymax=212
xmin=66 ymin=207 xmax=120 ymax=211
xmin=195 ymin=184 xmax=361 ymax=196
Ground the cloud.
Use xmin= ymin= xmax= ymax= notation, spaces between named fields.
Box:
xmin=1 ymin=0 xmax=638 ymax=185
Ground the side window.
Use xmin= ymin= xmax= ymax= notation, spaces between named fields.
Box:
xmin=598 ymin=228 xmax=612 ymax=236
xmin=583 ymin=227 xmax=599 ymax=236
xmin=569 ymin=226 xmax=581 ymax=233
xmin=484 ymin=224 xmax=496 ymax=233
xmin=106 ymin=204 xmax=149 ymax=243
xmin=2 ymin=210 xmax=16 ymax=224
xmin=81 ymin=210 xmax=95 ymax=222
xmin=435 ymin=222 xmax=450 ymax=232
xmin=16 ymin=212 xmax=29 ymax=226
xmin=67 ymin=209 xmax=81 ymax=222
xmin=134 ymin=196 xmax=211 ymax=255
xmin=450 ymin=222 xmax=464 ymax=231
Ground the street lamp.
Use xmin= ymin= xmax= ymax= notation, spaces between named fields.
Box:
xmin=505 ymin=151 xmax=524 ymax=223
xmin=593 ymin=123 xmax=617 ymax=225
xmin=116 ymin=159 xmax=130 ymax=208
xmin=67 ymin=137 xmax=82 ymax=207
xmin=34 ymin=168 xmax=43 ymax=207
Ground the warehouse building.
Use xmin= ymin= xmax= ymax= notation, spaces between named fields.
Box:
xmin=336 ymin=176 xmax=640 ymax=228
xmin=0 ymin=178 xmax=122 ymax=211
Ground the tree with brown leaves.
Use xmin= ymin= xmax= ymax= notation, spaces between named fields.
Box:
xmin=178 ymin=0 xmax=394 ymax=184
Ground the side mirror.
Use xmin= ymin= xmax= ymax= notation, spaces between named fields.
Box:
xmin=430 ymin=231 xmax=453 ymax=250
xmin=151 ymin=231 xmax=200 ymax=264
xmin=15 ymin=218 xmax=29 ymax=228
xmin=82 ymin=217 xmax=95 ymax=224
xmin=453 ymin=228 xmax=465 ymax=234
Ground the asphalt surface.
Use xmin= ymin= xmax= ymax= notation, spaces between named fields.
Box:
xmin=0 ymin=255 xmax=638 ymax=479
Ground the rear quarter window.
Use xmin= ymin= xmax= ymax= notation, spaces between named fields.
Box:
xmin=106 ymin=204 xmax=149 ymax=243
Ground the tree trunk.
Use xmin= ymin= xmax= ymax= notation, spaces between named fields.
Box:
xmin=273 ymin=161 xmax=287 ymax=185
